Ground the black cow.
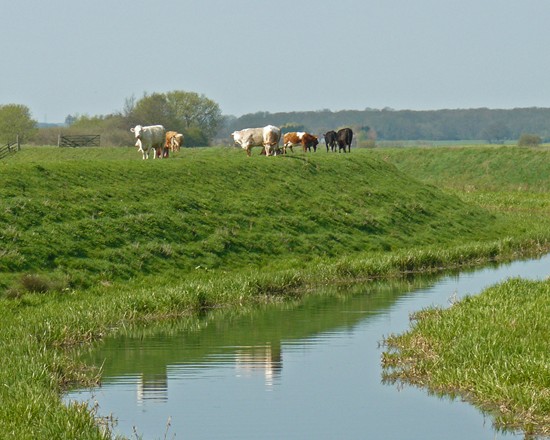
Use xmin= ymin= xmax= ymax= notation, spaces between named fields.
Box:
xmin=337 ymin=128 xmax=353 ymax=153
xmin=324 ymin=131 xmax=338 ymax=152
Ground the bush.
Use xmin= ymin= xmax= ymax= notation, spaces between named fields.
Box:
xmin=518 ymin=133 xmax=542 ymax=147
xmin=19 ymin=273 xmax=68 ymax=294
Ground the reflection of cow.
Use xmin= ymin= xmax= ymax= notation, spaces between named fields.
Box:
xmin=231 ymin=125 xmax=281 ymax=156
xmin=337 ymin=128 xmax=353 ymax=153
xmin=165 ymin=131 xmax=184 ymax=153
xmin=283 ymin=132 xmax=319 ymax=153
xmin=130 ymin=125 xmax=166 ymax=159
xmin=324 ymin=131 xmax=338 ymax=152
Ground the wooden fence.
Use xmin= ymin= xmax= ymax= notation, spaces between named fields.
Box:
xmin=58 ymin=134 xmax=100 ymax=148
xmin=0 ymin=136 xmax=20 ymax=160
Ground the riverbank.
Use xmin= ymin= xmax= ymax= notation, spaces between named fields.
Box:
xmin=382 ymin=277 xmax=550 ymax=436
xmin=376 ymin=145 xmax=550 ymax=437
xmin=1 ymin=145 xmax=550 ymax=438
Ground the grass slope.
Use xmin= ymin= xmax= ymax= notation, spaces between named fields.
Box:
xmin=1 ymin=146 xmax=509 ymax=294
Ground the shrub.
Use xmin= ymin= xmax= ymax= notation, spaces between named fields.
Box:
xmin=518 ymin=134 xmax=542 ymax=147
xmin=19 ymin=273 xmax=68 ymax=294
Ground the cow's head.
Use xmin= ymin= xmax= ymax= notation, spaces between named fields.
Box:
xmin=231 ymin=131 xmax=244 ymax=147
xmin=130 ymin=125 xmax=144 ymax=139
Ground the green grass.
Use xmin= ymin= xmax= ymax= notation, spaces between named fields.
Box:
xmin=382 ymin=278 xmax=550 ymax=436
xmin=1 ymin=145 xmax=550 ymax=438
xmin=1 ymin=146 xmax=522 ymax=293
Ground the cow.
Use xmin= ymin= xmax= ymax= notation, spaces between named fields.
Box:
xmin=231 ymin=125 xmax=281 ymax=156
xmin=283 ymin=132 xmax=319 ymax=154
xmin=337 ymin=127 xmax=353 ymax=153
xmin=324 ymin=131 xmax=338 ymax=152
xmin=263 ymin=125 xmax=281 ymax=156
xmin=130 ymin=125 xmax=166 ymax=159
xmin=165 ymin=131 xmax=184 ymax=153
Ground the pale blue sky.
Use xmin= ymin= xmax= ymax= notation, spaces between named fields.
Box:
xmin=2 ymin=0 xmax=550 ymax=122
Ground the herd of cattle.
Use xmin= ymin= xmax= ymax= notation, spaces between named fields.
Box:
xmin=230 ymin=126 xmax=353 ymax=156
xmin=130 ymin=124 xmax=353 ymax=159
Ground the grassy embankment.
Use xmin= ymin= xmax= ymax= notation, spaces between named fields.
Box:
xmin=1 ymin=145 xmax=549 ymax=438
xmin=375 ymin=145 xmax=550 ymax=436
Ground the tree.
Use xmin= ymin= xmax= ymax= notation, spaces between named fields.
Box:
xmin=165 ymin=90 xmax=222 ymax=142
xmin=65 ymin=114 xmax=77 ymax=126
xmin=280 ymin=122 xmax=306 ymax=133
xmin=128 ymin=93 xmax=171 ymax=127
xmin=518 ymin=133 xmax=542 ymax=147
xmin=127 ymin=91 xmax=223 ymax=146
xmin=0 ymin=104 xmax=37 ymax=144
xmin=481 ymin=122 xmax=511 ymax=144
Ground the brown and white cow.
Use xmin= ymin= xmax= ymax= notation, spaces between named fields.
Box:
xmin=130 ymin=125 xmax=166 ymax=159
xmin=165 ymin=131 xmax=184 ymax=153
xmin=283 ymin=132 xmax=319 ymax=154
xmin=231 ymin=125 xmax=281 ymax=156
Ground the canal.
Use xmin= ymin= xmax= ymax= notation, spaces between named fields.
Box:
xmin=65 ymin=254 xmax=550 ymax=439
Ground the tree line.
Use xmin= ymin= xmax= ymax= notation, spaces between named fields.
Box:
xmin=2 ymin=92 xmax=550 ymax=147
xmin=221 ymin=107 xmax=550 ymax=146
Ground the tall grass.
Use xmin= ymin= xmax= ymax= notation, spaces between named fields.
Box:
xmin=382 ymin=278 xmax=550 ymax=435
xmin=1 ymin=145 xmax=550 ymax=438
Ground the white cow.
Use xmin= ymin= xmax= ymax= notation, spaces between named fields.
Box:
xmin=263 ymin=125 xmax=281 ymax=156
xmin=231 ymin=125 xmax=281 ymax=156
xmin=130 ymin=125 xmax=166 ymax=159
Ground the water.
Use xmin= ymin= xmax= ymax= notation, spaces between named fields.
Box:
xmin=65 ymin=254 xmax=550 ymax=439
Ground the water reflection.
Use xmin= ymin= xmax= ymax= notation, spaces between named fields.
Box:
xmin=137 ymin=374 xmax=168 ymax=404
xmin=134 ymin=344 xmax=284 ymax=403
xmin=66 ymin=255 xmax=550 ymax=440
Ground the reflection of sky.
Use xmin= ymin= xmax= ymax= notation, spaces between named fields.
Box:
xmin=64 ymin=254 xmax=550 ymax=440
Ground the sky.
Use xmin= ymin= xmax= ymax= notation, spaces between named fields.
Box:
xmin=2 ymin=0 xmax=550 ymax=123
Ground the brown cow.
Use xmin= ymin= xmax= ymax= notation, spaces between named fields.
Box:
xmin=283 ymin=132 xmax=319 ymax=154
xmin=165 ymin=131 xmax=184 ymax=154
